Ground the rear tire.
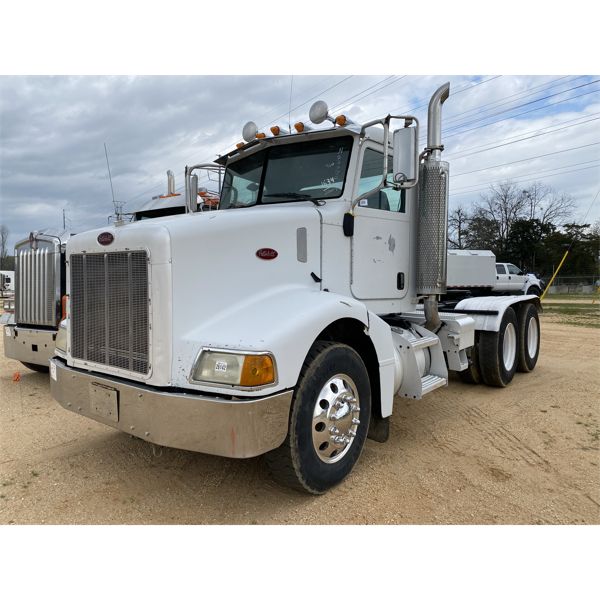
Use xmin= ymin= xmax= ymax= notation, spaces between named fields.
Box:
xmin=517 ymin=303 xmax=540 ymax=372
xmin=20 ymin=361 xmax=49 ymax=373
xmin=265 ymin=341 xmax=371 ymax=494
xmin=479 ymin=307 xmax=518 ymax=387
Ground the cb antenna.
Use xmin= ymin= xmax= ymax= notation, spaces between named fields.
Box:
xmin=104 ymin=142 xmax=123 ymax=222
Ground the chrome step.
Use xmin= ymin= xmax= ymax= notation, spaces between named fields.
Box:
xmin=409 ymin=333 xmax=440 ymax=350
xmin=421 ymin=374 xmax=447 ymax=395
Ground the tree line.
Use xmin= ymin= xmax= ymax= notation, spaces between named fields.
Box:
xmin=448 ymin=181 xmax=599 ymax=279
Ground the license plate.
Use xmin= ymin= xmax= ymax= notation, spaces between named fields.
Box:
xmin=89 ymin=383 xmax=119 ymax=422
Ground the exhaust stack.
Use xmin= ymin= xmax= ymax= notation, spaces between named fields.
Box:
xmin=417 ymin=82 xmax=450 ymax=331
xmin=167 ymin=170 xmax=175 ymax=195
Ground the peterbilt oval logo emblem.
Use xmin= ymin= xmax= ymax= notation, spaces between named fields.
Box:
xmin=97 ymin=232 xmax=114 ymax=246
xmin=256 ymin=248 xmax=278 ymax=260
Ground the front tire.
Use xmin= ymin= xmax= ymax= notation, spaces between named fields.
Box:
xmin=517 ymin=303 xmax=540 ymax=372
xmin=479 ymin=307 xmax=518 ymax=387
xmin=527 ymin=285 xmax=541 ymax=296
xmin=265 ymin=341 xmax=371 ymax=494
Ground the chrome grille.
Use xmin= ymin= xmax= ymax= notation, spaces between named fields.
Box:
xmin=15 ymin=240 xmax=60 ymax=327
xmin=71 ymin=251 xmax=149 ymax=374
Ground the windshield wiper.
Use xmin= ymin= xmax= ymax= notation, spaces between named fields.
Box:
xmin=263 ymin=192 xmax=322 ymax=206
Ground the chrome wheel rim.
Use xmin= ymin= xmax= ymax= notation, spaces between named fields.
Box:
xmin=503 ymin=322 xmax=517 ymax=370
xmin=527 ymin=316 xmax=539 ymax=358
xmin=312 ymin=374 xmax=360 ymax=464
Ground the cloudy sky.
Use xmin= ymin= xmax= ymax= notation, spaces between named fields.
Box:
xmin=1 ymin=74 xmax=599 ymax=250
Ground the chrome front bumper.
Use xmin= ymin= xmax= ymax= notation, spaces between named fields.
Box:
xmin=49 ymin=358 xmax=293 ymax=459
xmin=4 ymin=324 xmax=56 ymax=367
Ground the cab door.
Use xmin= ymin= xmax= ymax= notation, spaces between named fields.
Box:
xmin=350 ymin=145 xmax=411 ymax=300
xmin=506 ymin=263 xmax=526 ymax=292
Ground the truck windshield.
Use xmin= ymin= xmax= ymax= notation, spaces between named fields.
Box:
xmin=220 ymin=136 xmax=353 ymax=209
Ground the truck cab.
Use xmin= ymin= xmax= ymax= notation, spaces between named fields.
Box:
xmin=495 ymin=263 xmax=544 ymax=295
xmin=49 ymin=84 xmax=542 ymax=493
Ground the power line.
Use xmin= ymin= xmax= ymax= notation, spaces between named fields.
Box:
xmin=442 ymin=86 xmax=600 ymax=141
xmin=450 ymin=163 xmax=600 ymax=195
xmin=441 ymin=75 xmax=581 ymax=128
xmin=453 ymin=141 xmax=600 ymax=177
xmin=446 ymin=113 xmax=600 ymax=160
xmin=441 ymin=78 xmax=600 ymax=137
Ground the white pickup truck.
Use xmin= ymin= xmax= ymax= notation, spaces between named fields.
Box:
xmin=447 ymin=250 xmax=545 ymax=297
xmin=495 ymin=262 xmax=545 ymax=296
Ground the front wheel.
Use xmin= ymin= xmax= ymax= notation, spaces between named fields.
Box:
xmin=478 ymin=307 xmax=519 ymax=387
xmin=527 ymin=285 xmax=541 ymax=296
xmin=265 ymin=341 xmax=371 ymax=494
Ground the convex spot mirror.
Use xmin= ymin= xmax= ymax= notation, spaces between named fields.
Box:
xmin=392 ymin=127 xmax=417 ymax=187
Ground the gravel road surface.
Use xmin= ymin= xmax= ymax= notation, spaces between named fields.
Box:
xmin=1 ymin=318 xmax=598 ymax=524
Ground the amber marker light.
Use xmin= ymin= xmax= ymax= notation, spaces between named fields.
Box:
xmin=294 ymin=122 xmax=305 ymax=133
xmin=236 ymin=142 xmax=245 ymax=149
xmin=240 ymin=355 xmax=275 ymax=387
xmin=256 ymin=132 xmax=266 ymax=139
xmin=61 ymin=295 xmax=68 ymax=320
xmin=335 ymin=114 xmax=348 ymax=126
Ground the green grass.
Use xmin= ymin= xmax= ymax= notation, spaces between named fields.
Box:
xmin=541 ymin=301 xmax=600 ymax=328
xmin=544 ymin=293 xmax=600 ymax=301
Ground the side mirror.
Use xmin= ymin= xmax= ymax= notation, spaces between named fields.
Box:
xmin=392 ymin=127 xmax=417 ymax=187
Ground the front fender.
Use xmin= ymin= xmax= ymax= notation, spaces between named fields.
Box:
xmin=455 ymin=295 xmax=541 ymax=332
xmin=172 ymin=285 xmax=369 ymax=396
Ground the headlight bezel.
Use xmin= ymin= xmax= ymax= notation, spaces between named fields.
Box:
xmin=189 ymin=347 xmax=278 ymax=391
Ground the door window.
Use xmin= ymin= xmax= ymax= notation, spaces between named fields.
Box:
xmin=496 ymin=264 xmax=506 ymax=274
xmin=507 ymin=264 xmax=523 ymax=275
xmin=358 ymin=149 xmax=405 ymax=212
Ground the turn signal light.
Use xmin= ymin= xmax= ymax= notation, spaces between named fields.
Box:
xmin=335 ymin=114 xmax=348 ymax=126
xmin=236 ymin=142 xmax=245 ymax=149
xmin=270 ymin=125 xmax=284 ymax=136
xmin=240 ymin=355 xmax=275 ymax=387
xmin=294 ymin=122 xmax=305 ymax=133
xmin=256 ymin=132 xmax=266 ymax=139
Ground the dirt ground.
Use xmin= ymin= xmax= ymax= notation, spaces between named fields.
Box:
xmin=1 ymin=317 xmax=599 ymax=525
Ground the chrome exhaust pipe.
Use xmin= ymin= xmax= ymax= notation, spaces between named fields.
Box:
xmin=167 ymin=170 xmax=175 ymax=195
xmin=427 ymin=82 xmax=450 ymax=160
xmin=420 ymin=82 xmax=450 ymax=331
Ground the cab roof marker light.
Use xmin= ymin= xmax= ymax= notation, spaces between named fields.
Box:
xmin=236 ymin=142 xmax=245 ymax=149
xmin=270 ymin=125 xmax=289 ymax=136
xmin=334 ymin=114 xmax=354 ymax=127
xmin=294 ymin=121 xmax=312 ymax=133
xmin=255 ymin=132 xmax=267 ymax=139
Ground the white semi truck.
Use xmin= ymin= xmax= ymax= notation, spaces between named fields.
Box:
xmin=50 ymin=83 xmax=542 ymax=493
xmin=3 ymin=173 xmax=200 ymax=373
xmin=3 ymin=231 xmax=71 ymax=372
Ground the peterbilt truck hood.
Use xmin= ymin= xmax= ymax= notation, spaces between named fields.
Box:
xmin=65 ymin=204 xmax=322 ymax=390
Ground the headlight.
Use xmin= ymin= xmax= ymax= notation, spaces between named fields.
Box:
xmin=191 ymin=350 xmax=276 ymax=388
xmin=55 ymin=319 xmax=67 ymax=354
